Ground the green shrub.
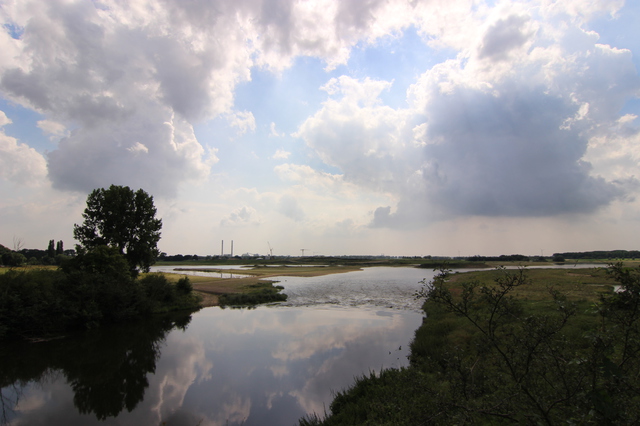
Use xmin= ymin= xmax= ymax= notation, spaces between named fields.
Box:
xmin=219 ymin=289 xmax=287 ymax=307
xmin=140 ymin=273 xmax=175 ymax=302
xmin=175 ymin=276 xmax=192 ymax=295
xmin=1 ymin=248 xmax=199 ymax=341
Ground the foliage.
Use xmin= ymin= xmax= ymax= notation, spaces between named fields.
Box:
xmin=0 ymin=247 xmax=199 ymax=341
xmin=1 ymin=244 xmax=27 ymax=267
xmin=175 ymin=276 xmax=193 ymax=295
xmin=466 ymin=254 xmax=530 ymax=262
xmin=555 ymin=249 xmax=640 ymax=260
xmin=219 ymin=283 xmax=287 ymax=307
xmin=73 ymin=185 xmax=162 ymax=276
xmin=304 ymin=264 xmax=640 ymax=425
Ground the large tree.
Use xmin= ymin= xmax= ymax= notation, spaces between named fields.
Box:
xmin=74 ymin=185 xmax=162 ymax=275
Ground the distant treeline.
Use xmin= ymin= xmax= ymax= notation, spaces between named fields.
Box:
xmin=552 ymin=250 xmax=640 ymax=259
xmin=466 ymin=254 xmax=532 ymax=262
xmin=158 ymin=253 xmax=201 ymax=262
xmin=1 ymin=242 xmax=75 ymax=267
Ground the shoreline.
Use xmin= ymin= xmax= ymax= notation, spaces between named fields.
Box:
xmin=163 ymin=265 xmax=363 ymax=307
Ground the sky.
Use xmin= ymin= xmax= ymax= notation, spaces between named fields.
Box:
xmin=1 ymin=0 xmax=640 ymax=258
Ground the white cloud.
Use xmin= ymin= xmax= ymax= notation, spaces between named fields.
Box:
xmin=0 ymin=0 xmax=255 ymax=197
xmin=127 ymin=141 xmax=149 ymax=154
xmin=538 ymin=0 xmax=625 ymax=20
xmin=272 ymin=149 xmax=290 ymax=159
xmin=0 ymin=111 xmax=47 ymax=187
xmin=0 ymin=110 xmax=11 ymax=126
xmin=36 ymin=119 xmax=67 ymax=138
xmin=227 ymin=110 xmax=256 ymax=135
xmin=269 ymin=122 xmax=283 ymax=137
xmin=295 ymin=76 xmax=416 ymax=193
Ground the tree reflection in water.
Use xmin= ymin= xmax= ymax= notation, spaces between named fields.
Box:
xmin=0 ymin=312 xmax=192 ymax=424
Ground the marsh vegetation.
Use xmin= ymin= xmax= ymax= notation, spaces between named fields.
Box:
xmin=302 ymin=264 xmax=640 ymax=425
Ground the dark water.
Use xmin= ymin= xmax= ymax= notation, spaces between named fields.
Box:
xmin=1 ymin=267 xmax=428 ymax=426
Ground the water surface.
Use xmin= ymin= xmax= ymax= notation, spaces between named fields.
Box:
xmin=1 ymin=267 xmax=427 ymax=426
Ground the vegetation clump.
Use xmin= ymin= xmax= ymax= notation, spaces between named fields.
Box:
xmin=219 ymin=284 xmax=287 ymax=307
xmin=0 ymin=247 xmax=200 ymax=341
xmin=0 ymin=185 xmax=199 ymax=341
xmin=73 ymin=185 xmax=162 ymax=277
xmin=301 ymin=263 xmax=640 ymax=425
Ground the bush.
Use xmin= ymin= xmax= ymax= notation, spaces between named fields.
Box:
xmin=219 ymin=288 xmax=287 ymax=307
xmin=139 ymin=273 xmax=176 ymax=308
xmin=0 ymin=269 xmax=67 ymax=339
xmin=0 ymin=247 xmax=200 ymax=341
xmin=175 ymin=276 xmax=193 ymax=295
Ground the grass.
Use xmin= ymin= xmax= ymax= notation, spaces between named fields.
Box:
xmin=0 ymin=265 xmax=59 ymax=274
xmin=444 ymin=266 xmax=613 ymax=303
xmin=303 ymin=265 xmax=626 ymax=425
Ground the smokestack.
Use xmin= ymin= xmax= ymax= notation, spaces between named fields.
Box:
xmin=231 ymin=240 xmax=234 ymax=257
xmin=221 ymin=240 xmax=224 ymax=257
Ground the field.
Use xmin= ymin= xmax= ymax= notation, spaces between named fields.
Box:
xmin=445 ymin=265 xmax=614 ymax=303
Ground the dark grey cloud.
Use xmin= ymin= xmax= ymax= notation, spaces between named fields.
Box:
xmin=369 ymin=84 xmax=628 ymax=228
xmin=422 ymin=85 xmax=622 ymax=216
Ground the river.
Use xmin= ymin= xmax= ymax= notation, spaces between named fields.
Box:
xmin=0 ymin=267 xmax=434 ymax=426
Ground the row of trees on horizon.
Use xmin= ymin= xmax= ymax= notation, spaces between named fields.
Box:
xmin=4 ymin=244 xmax=640 ymax=267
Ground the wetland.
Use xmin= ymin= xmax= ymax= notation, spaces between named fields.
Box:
xmin=0 ymin=262 xmax=620 ymax=425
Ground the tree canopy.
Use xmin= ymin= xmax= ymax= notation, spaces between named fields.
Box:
xmin=73 ymin=185 xmax=162 ymax=275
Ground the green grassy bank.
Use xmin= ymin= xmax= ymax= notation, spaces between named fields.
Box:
xmin=301 ymin=264 xmax=640 ymax=425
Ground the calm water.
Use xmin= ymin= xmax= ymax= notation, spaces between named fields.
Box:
xmin=0 ymin=267 xmax=432 ymax=426
xmin=2 ymin=264 xmax=604 ymax=425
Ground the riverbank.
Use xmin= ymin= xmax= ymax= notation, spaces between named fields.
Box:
xmin=160 ymin=265 xmax=363 ymax=306
xmin=301 ymin=265 xmax=640 ymax=424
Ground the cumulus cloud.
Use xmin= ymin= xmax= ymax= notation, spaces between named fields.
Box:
xmin=295 ymin=6 xmax=640 ymax=228
xmin=295 ymin=76 xmax=417 ymax=192
xmin=0 ymin=110 xmax=11 ymax=126
xmin=0 ymin=111 xmax=47 ymax=186
xmin=0 ymin=0 xmax=424 ymax=198
xmin=1 ymin=0 xmax=638 ymax=242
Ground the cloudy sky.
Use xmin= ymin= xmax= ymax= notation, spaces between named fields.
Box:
xmin=1 ymin=0 xmax=639 ymax=257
